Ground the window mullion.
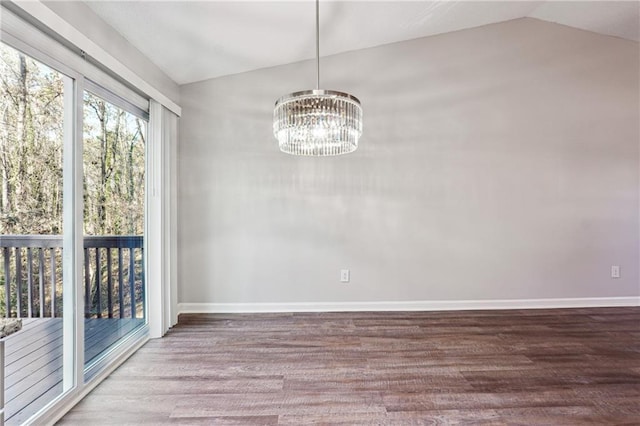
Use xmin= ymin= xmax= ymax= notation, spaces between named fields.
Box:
xmin=62 ymin=74 xmax=85 ymax=392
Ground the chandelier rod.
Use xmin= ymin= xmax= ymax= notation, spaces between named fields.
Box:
xmin=316 ymin=0 xmax=320 ymax=90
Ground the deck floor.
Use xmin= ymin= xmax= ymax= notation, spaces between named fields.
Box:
xmin=3 ymin=317 xmax=144 ymax=425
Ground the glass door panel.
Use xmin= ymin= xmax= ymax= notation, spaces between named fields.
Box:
xmin=82 ymin=90 xmax=146 ymax=376
xmin=0 ymin=41 xmax=72 ymax=425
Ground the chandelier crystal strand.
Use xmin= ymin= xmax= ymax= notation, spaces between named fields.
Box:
xmin=273 ymin=0 xmax=362 ymax=156
xmin=274 ymin=90 xmax=362 ymax=156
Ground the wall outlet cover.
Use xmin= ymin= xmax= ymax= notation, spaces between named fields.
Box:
xmin=611 ymin=265 xmax=620 ymax=278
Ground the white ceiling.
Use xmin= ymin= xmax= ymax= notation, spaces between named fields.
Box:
xmin=83 ymin=1 xmax=640 ymax=85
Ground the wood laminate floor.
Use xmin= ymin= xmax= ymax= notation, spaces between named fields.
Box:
xmin=58 ymin=307 xmax=640 ymax=425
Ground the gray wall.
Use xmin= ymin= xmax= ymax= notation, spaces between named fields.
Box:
xmin=178 ymin=18 xmax=639 ymax=307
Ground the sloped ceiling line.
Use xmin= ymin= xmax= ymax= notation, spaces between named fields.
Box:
xmin=82 ymin=1 xmax=640 ymax=85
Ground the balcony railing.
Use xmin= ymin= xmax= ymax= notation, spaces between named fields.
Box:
xmin=0 ymin=235 xmax=144 ymax=319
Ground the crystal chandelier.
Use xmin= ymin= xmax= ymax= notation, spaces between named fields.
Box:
xmin=273 ymin=0 xmax=363 ymax=156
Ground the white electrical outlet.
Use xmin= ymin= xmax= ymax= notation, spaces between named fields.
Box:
xmin=340 ymin=269 xmax=350 ymax=283
xmin=611 ymin=265 xmax=620 ymax=278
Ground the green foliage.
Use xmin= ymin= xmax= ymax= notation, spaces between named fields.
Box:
xmin=0 ymin=42 xmax=146 ymax=318
xmin=0 ymin=44 xmax=64 ymax=234
xmin=83 ymin=92 xmax=145 ymax=236
xmin=1 ymin=42 xmax=146 ymax=236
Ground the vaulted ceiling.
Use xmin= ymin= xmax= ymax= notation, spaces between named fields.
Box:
xmin=84 ymin=1 xmax=640 ymax=85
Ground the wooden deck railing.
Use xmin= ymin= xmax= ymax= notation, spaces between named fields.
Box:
xmin=0 ymin=235 xmax=144 ymax=320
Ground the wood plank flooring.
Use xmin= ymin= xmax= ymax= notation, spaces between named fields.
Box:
xmin=58 ymin=307 xmax=640 ymax=425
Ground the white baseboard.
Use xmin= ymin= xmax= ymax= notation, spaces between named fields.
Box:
xmin=178 ymin=296 xmax=639 ymax=314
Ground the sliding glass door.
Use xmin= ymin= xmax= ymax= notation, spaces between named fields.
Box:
xmin=0 ymin=40 xmax=75 ymax=425
xmin=1 ymin=5 xmax=152 ymax=421
xmin=82 ymin=88 xmax=147 ymax=378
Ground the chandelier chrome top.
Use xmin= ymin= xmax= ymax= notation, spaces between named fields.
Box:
xmin=273 ymin=0 xmax=362 ymax=156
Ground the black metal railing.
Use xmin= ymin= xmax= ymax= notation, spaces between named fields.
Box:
xmin=0 ymin=235 xmax=144 ymax=319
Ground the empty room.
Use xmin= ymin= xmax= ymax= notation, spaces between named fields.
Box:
xmin=0 ymin=0 xmax=638 ymax=424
